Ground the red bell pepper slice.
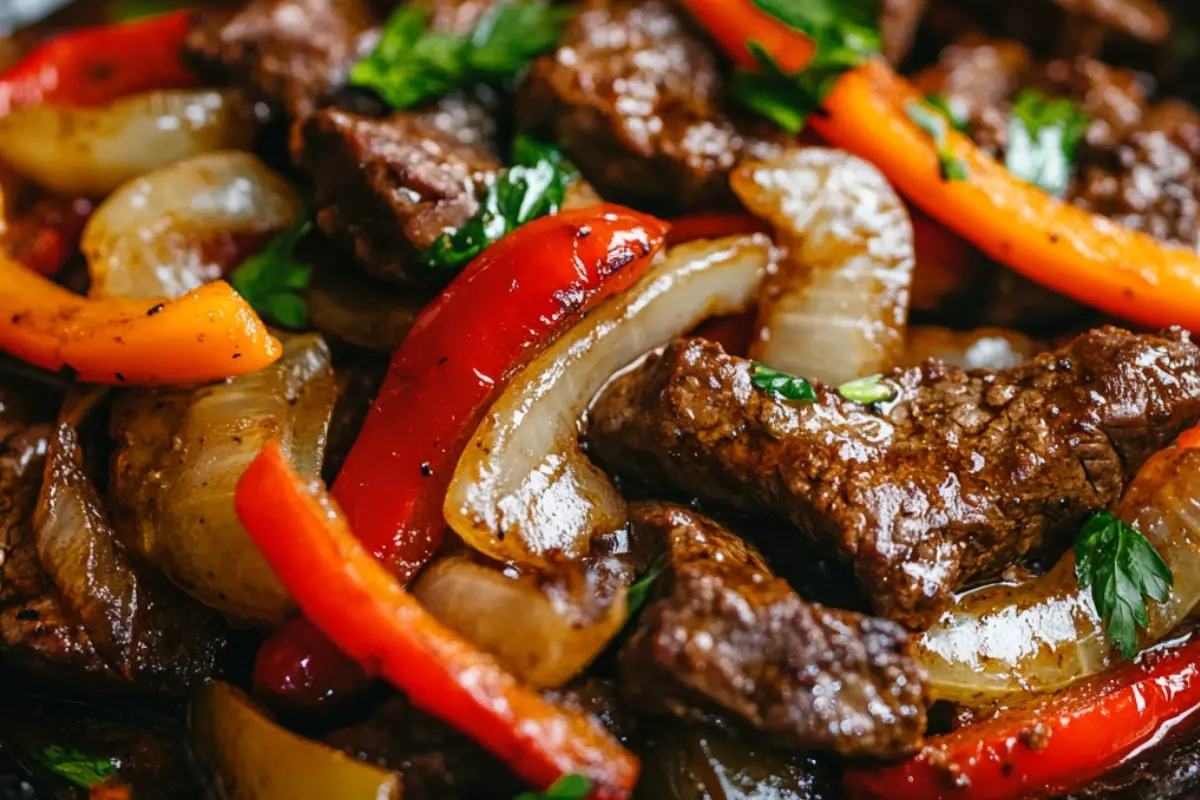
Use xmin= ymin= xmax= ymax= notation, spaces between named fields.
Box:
xmin=665 ymin=212 xmax=769 ymax=247
xmin=0 ymin=10 xmax=199 ymax=116
xmin=236 ymin=443 xmax=641 ymax=798
xmin=332 ymin=203 xmax=668 ymax=582
xmin=844 ymin=633 xmax=1200 ymax=800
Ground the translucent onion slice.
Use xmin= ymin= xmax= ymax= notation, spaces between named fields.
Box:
xmin=918 ymin=433 xmax=1200 ymax=704
xmin=0 ymin=90 xmax=259 ymax=197
xmin=900 ymin=326 xmax=1038 ymax=370
xmin=83 ymin=150 xmax=301 ymax=300
xmin=445 ymin=234 xmax=772 ymax=566
xmin=731 ymin=147 xmax=914 ymax=385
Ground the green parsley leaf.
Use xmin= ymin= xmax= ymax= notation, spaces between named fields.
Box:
xmin=515 ymin=773 xmax=593 ymax=800
xmin=626 ymin=553 xmax=667 ymax=617
xmin=350 ymin=1 xmax=571 ymax=111
xmin=1006 ymin=89 xmax=1090 ymax=198
xmin=750 ymin=362 xmax=817 ymax=402
xmin=906 ymin=99 xmax=969 ymax=182
xmin=107 ymin=0 xmax=191 ymax=21
xmin=837 ymin=374 xmax=895 ymax=405
xmin=925 ymin=93 xmax=969 ymax=133
xmin=1075 ymin=510 xmax=1173 ymax=659
xmin=231 ymin=216 xmax=314 ymax=329
xmin=417 ymin=135 xmax=578 ymax=281
xmin=729 ymin=1 xmax=880 ymax=132
xmin=35 ymin=746 xmax=117 ymax=789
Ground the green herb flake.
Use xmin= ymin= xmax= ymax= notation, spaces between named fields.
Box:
xmin=417 ymin=136 xmax=578 ymax=281
xmin=750 ymin=362 xmax=817 ymax=402
xmin=1075 ymin=510 xmax=1173 ymax=660
xmin=108 ymin=0 xmax=191 ymax=21
xmin=925 ymin=92 xmax=970 ymax=133
xmin=350 ymin=1 xmax=571 ymax=111
xmin=729 ymin=1 xmax=881 ymax=133
xmin=905 ymin=99 xmax=969 ymax=182
xmin=626 ymin=553 xmax=667 ymax=617
xmin=231 ymin=216 xmax=314 ymax=329
xmin=1006 ymin=89 xmax=1090 ymax=198
xmin=515 ymin=773 xmax=593 ymax=800
xmin=837 ymin=374 xmax=895 ymax=405
xmin=36 ymin=746 xmax=117 ymax=789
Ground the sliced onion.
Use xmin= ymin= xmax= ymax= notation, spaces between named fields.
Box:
xmin=731 ymin=147 xmax=914 ymax=385
xmin=0 ymin=90 xmax=259 ymax=198
xmin=445 ymin=234 xmax=772 ymax=565
xmin=110 ymin=333 xmax=336 ymax=623
xmin=83 ymin=150 xmax=301 ymax=300
xmin=918 ymin=434 xmax=1200 ymax=704
xmin=413 ymin=527 xmax=647 ymax=688
xmin=900 ymin=326 xmax=1038 ymax=370
xmin=34 ymin=422 xmax=225 ymax=688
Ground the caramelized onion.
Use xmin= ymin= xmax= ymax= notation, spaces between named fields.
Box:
xmin=900 ymin=326 xmax=1038 ymax=370
xmin=0 ymin=90 xmax=258 ymax=197
xmin=731 ymin=148 xmax=914 ymax=384
xmin=918 ymin=434 xmax=1200 ymax=703
xmin=110 ymin=333 xmax=336 ymax=623
xmin=444 ymin=234 xmax=772 ymax=565
xmin=83 ymin=151 xmax=301 ymax=299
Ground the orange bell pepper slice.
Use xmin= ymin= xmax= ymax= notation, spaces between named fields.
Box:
xmin=678 ymin=0 xmax=815 ymax=73
xmin=1 ymin=256 xmax=281 ymax=384
xmin=235 ymin=443 xmax=640 ymax=799
xmin=810 ymin=61 xmax=1200 ymax=330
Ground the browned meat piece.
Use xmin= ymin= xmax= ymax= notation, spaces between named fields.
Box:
xmin=588 ymin=329 xmax=1200 ymax=627
xmin=291 ymin=106 xmax=501 ymax=283
xmin=519 ymin=0 xmax=784 ymax=210
xmin=1052 ymin=0 xmax=1170 ymax=43
xmin=618 ymin=503 xmax=927 ymax=758
xmin=881 ymin=0 xmax=930 ymax=63
xmin=184 ymin=0 xmax=380 ymax=119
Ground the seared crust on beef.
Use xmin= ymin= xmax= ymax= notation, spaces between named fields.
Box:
xmin=619 ymin=503 xmax=927 ymax=758
xmin=519 ymin=0 xmax=784 ymax=211
xmin=291 ymin=107 xmax=501 ymax=284
xmin=588 ymin=328 xmax=1200 ymax=626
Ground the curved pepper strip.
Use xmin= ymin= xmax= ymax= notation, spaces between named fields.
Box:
xmin=0 ymin=10 xmax=199 ymax=116
xmin=844 ymin=632 xmax=1200 ymax=800
xmin=1 ymin=255 xmax=281 ymax=384
xmin=236 ymin=443 xmax=640 ymax=799
xmin=332 ymin=203 xmax=668 ymax=582
xmin=678 ymin=0 xmax=813 ymax=73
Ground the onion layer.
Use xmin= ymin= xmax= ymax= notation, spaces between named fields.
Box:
xmin=83 ymin=150 xmax=301 ymax=300
xmin=918 ymin=432 xmax=1200 ymax=704
xmin=0 ymin=90 xmax=258 ymax=197
xmin=445 ymin=234 xmax=772 ymax=565
xmin=110 ymin=333 xmax=336 ymax=623
xmin=731 ymin=147 xmax=914 ymax=385
xmin=900 ymin=326 xmax=1037 ymax=370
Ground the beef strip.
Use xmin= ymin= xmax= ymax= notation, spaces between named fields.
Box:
xmin=184 ymin=0 xmax=380 ymax=120
xmin=587 ymin=328 xmax=1200 ymax=627
xmin=618 ymin=502 xmax=927 ymax=758
xmin=880 ymin=0 xmax=931 ymax=64
xmin=291 ymin=105 xmax=501 ymax=283
xmin=519 ymin=0 xmax=785 ymax=211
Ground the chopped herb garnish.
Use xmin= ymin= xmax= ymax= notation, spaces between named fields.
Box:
xmin=1006 ymin=89 xmax=1090 ymax=198
xmin=1075 ymin=510 xmax=1173 ymax=659
xmin=906 ymin=99 xmax=969 ymax=182
xmin=925 ymin=92 xmax=970 ymax=133
xmin=231 ymin=216 xmax=314 ymax=329
xmin=626 ymin=553 xmax=667 ymax=616
xmin=750 ymin=362 xmax=817 ymax=402
xmin=730 ymin=0 xmax=880 ymax=133
xmin=35 ymin=746 xmax=117 ymax=789
xmin=107 ymin=0 xmax=190 ymax=21
xmin=417 ymin=136 xmax=577 ymax=281
xmin=515 ymin=773 xmax=593 ymax=800
xmin=837 ymin=374 xmax=895 ymax=405
xmin=350 ymin=1 xmax=571 ymax=111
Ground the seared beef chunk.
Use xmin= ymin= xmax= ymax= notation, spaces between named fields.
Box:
xmin=184 ymin=0 xmax=380 ymax=120
xmin=881 ymin=0 xmax=931 ymax=63
xmin=618 ymin=503 xmax=927 ymax=758
xmin=916 ymin=38 xmax=1200 ymax=251
xmin=326 ymin=695 xmax=522 ymax=800
xmin=292 ymin=106 xmax=501 ymax=283
xmin=519 ymin=0 xmax=784 ymax=210
xmin=588 ymin=329 xmax=1200 ymax=626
